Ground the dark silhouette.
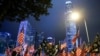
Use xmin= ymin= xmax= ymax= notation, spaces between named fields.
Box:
xmin=11 ymin=51 xmax=17 ymax=56
xmin=0 ymin=0 xmax=52 ymax=22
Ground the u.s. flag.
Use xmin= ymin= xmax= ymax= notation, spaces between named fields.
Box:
xmin=76 ymin=47 xmax=82 ymax=56
xmin=72 ymin=28 xmax=80 ymax=45
xmin=17 ymin=27 xmax=24 ymax=45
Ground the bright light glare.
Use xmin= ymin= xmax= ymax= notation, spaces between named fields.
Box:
xmin=70 ymin=12 xmax=80 ymax=21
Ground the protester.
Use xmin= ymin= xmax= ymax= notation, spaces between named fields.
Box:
xmin=5 ymin=47 xmax=11 ymax=56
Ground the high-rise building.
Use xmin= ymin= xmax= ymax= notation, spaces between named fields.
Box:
xmin=0 ymin=32 xmax=11 ymax=53
xmin=16 ymin=20 xmax=35 ymax=46
xmin=34 ymin=32 xmax=44 ymax=49
xmin=65 ymin=0 xmax=78 ymax=52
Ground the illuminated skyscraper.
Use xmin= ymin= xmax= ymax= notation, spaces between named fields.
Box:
xmin=17 ymin=20 xmax=35 ymax=46
xmin=65 ymin=0 xmax=78 ymax=52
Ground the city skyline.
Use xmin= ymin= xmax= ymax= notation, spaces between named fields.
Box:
xmin=0 ymin=0 xmax=100 ymax=44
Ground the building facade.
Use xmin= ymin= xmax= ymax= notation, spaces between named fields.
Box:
xmin=34 ymin=32 xmax=44 ymax=49
xmin=17 ymin=20 xmax=35 ymax=46
xmin=65 ymin=0 xmax=78 ymax=52
xmin=0 ymin=32 xmax=11 ymax=53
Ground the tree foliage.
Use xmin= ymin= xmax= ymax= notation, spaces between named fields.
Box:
xmin=0 ymin=0 xmax=52 ymax=22
xmin=89 ymin=33 xmax=100 ymax=53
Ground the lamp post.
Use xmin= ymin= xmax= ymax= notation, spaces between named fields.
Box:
xmin=84 ymin=19 xmax=90 ymax=44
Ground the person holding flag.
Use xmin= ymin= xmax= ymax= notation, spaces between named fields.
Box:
xmin=5 ymin=47 xmax=12 ymax=56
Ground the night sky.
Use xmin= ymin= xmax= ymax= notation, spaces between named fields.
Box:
xmin=0 ymin=0 xmax=100 ymax=44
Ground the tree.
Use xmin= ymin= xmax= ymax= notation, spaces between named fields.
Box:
xmin=0 ymin=0 xmax=52 ymax=22
xmin=89 ymin=33 xmax=100 ymax=53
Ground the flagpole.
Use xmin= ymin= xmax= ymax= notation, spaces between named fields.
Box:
xmin=84 ymin=19 xmax=90 ymax=44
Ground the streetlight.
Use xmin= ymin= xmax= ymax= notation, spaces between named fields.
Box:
xmin=70 ymin=12 xmax=90 ymax=44
xmin=70 ymin=12 xmax=80 ymax=21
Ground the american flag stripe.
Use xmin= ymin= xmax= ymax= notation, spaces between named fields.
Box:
xmin=17 ymin=32 xmax=24 ymax=45
xmin=76 ymin=47 xmax=82 ymax=56
xmin=61 ymin=43 xmax=67 ymax=50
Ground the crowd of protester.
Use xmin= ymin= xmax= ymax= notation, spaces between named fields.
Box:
xmin=3 ymin=33 xmax=100 ymax=56
xmin=4 ymin=41 xmax=100 ymax=56
xmin=5 ymin=45 xmax=35 ymax=56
